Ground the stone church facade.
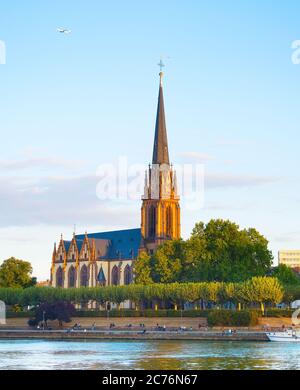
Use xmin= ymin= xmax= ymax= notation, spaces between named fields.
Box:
xmin=50 ymin=71 xmax=181 ymax=288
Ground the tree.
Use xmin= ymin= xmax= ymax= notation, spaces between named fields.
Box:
xmin=271 ymin=264 xmax=300 ymax=286
xmin=283 ymin=285 xmax=300 ymax=304
xmin=133 ymin=252 xmax=153 ymax=284
xmin=239 ymin=277 xmax=284 ymax=311
xmin=28 ymin=301 xmax=76 ymax=328
xmin=191 ymin=220 xmax=273 ymax=282
xmin=151 ymin=240 xmax=183 ymax=283
xmin=0 ymin=258 xmax=36 ymax=288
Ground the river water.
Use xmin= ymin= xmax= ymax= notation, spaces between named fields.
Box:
xmin=0 ymin=340 xmax=299 ymax=370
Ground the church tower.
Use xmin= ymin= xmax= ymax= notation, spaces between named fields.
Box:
xmin=141 ymin=70 xmax=181 ymax=253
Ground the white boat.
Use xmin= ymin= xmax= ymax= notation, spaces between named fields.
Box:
xmin=266 ymin=329 xmax=300 ymax=342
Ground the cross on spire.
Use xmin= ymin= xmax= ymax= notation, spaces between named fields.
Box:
xmin=158 ymin=58 xmax=165 ymax=72
xmin=158 ymin=58 xmax=165 ymax=86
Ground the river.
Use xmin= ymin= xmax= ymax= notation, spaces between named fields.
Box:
xmin=0 ymin=340 xmax=299 ymax=370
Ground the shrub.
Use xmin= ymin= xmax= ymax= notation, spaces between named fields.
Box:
xmin=207 ymin=310 xmax=259 ymax=327
xmin=28 ymin=301 xmax=76 ymax=328
xmin=264 ymin=308 xmax=294 ymax=318
xmin=6 ymin=311 xmax=32 ymax=318
xmin=27 ymin=318 xmax=38 ymax=327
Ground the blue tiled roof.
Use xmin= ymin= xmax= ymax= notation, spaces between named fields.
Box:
xmin=76 ymin=228 xmax=141 ymax=260
xmin=64 ymin=239 xmax=84 ymax=254
xmin=76 ymin=239 xmax=84 ymax=253
xmin=63 ymin=241 xmax=71 ymax=253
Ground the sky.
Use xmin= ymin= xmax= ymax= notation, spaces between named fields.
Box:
xmin=0 ymin=0 xmax=299 ymax=280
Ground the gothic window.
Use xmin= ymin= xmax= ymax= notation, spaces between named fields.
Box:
xmin=72 ymin=254 xmax=75 ymax=261
xmin=80 ymin=264 xmax=89 ymax=287
xmin=166 ymin=206 xmax=172 ymax=237
xmin=60 ymin=255 xmax=63 ymax=262
xmin=56 ymin=267 xmax=63 ymax=288
xmin=111 ymin=265 xmax=119 ymax=286
xmin=97 ymin=266 xmax=106 ymax=287
xmin=68 ymin=266 xmax=76 ymax=288
xmin=148 ymin=205 xmax=156 ymax=238
xmin=124 ymin=265 xmax=132 ymax=285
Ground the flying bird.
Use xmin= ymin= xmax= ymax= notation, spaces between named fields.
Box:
xmin=57 ymin=28 xmax=71 ymax=34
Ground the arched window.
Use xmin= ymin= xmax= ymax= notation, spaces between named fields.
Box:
xmin=56 ymin=267 xmax=63 ymax=288
xmin=80 ymin=264 xmax=89 ymax=287
xmin=68 ymin=266 xmax=76 ymax=288
xmin=166 ymin=206 xmax=172 ymax=237
xmin=97 ymin=266 xmax=106 ymax=287
xmin=111 ymin=265 xmax=119 ymax=286
xmin=148 ymin=205 xmax=156 ymax=238
xmin=124 ymin=265 xmax=132 ymax=285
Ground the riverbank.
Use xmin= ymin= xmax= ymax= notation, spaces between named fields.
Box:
xmin=0 ymin=316 xmax=294 ymax=341
xmin=1 ymin=316 xmax=293 ymax=330
xmin=0 ymin=329 xmax=269 ymax=341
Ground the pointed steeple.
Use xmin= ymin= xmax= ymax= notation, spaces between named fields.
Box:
xmin=152 ymin=71 xmax=170 ymax=165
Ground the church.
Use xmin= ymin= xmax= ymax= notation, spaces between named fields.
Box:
xmin=50 ymin=70 xmax=181 ymax=288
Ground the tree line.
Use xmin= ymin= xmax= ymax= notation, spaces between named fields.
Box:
xmin=0 ymin=277 xmax=292 ymax=311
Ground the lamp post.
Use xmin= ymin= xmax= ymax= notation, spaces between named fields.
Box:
xmin=42 ymin=311 xmax=46 ymax=331
xmin=107 ymin=302 xmax=111 ymax=326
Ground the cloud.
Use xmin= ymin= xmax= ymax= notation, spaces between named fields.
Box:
xmin=215 ymin=139 xmax=253 ymax=147
xmin=272 ymin=231 xmax=300 ymax=244
xmin=0 ymin=174 xmax=138 ymax=228
xmin=0 ymin=157 xmax=280 ymax=228
xmin=204 ymin=201 xmax=255 ymax=211
xmin=179 ymin=151 xmax=215 ymax=162
xmin=0 ymin=157 xmax=86 ymax=171
xmin=205 ymin=173 xmax=279 ymax=189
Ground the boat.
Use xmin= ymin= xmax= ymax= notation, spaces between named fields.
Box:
xmin=266 ymin=329 xmax=300 ymax=342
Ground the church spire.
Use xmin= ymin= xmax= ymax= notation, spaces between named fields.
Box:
xmin=152 ymin=68 xmax=170 ymax=165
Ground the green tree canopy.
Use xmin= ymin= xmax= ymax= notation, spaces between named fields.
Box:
xmin=134 ymin=219 xmax=273 ymax=283
xmin=271 ymin=264 xmax=300 ymax=286
xmin=188 ymin=220 xmax=273 ymax=282
xmin=0 ymin=278 xmax=287 ymax=308
xmin=0 ymin=257 xmax=36 ymax=288
xmin=133 ymin=252 xmax=153 ymax=285
xmin=151 ymin=240 xmax=184 ymax=283
xmin=239 ymin=276 xmax=283 ymax=309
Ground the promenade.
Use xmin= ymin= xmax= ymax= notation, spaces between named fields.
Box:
xmin=0 ymin=329 xmax=269 ymax=341
xmin=0 ymin=315 xmax=293 ymax=342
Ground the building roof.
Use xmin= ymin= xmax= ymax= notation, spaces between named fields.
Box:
xmin=63 ymin=240 xmax=71 ymax=253
xmin=76 ymin=228 xmax=141 ymax=260
xmin=152 ymin=72 xmax=170 ymax=165
xmin=76 ymin=239 xmax=84 ymax=253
